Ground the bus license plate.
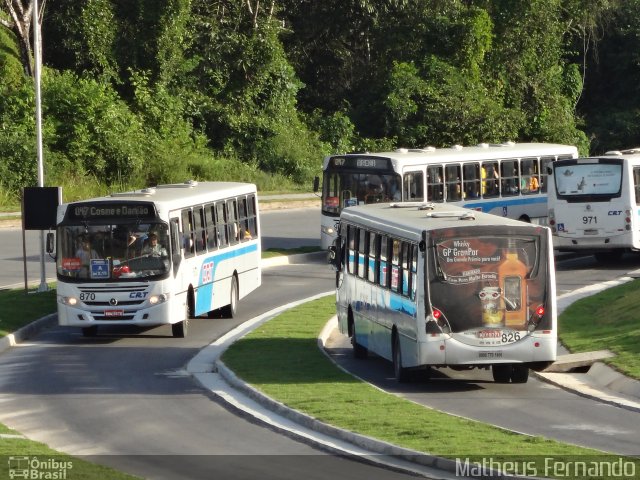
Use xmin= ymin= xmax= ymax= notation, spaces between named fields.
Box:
xmin=584 ymin=229 xmax=598 ymax=235
xmin=478 ymin=351 xmax=503 ymax=359
xmin=104 ymin=309 xmax=124 ymax=317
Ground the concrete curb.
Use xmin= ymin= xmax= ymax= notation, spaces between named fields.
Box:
xmin=215 ymin=359 xmax=469 ymax=476
xmin=0 ymin=313 xmax=56 ymax=355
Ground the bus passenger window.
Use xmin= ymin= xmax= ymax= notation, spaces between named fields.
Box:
xmin=540 ymin=156 xmax=556 ymax=193
xmin=481 ymin=162 xmax=499 ymax=197
xmin=427 ymin=166 xmax=444 ymax=202
xmin=379 ymin=235 xmax=388 ymax=287
xmin=194 ymin=206 xmax=206 ymax=253
xmin=445 ymin=165 xmax=462 ymax=201
xmin=227 ymin=199 xmax=239 ymax=244
xmin=357 ymin=229 xmax=367 ymax=279
xmin=501 ymin=160 xmax=519 ymax=196
xmin=215 ymin=202 xmax=228 ymax=248
xmin=368 ymin=232 xmax=377 ymax=283
xmin=520 ymin=158 xmax=539 ymax=194
xmin=347 ymin=226 xmax=357 ymax=274
xmin=206 ymin=204 xmax=217 ymax=249
xmin=391 ymin=239 xmax=401 ymax=292
xmin=403 ymin=171 xmax=424 ymax=201
xmin=181 ymin=209 xmax=195 ymax=257
xmin=462 ymin=163 xmax=480 ymax=199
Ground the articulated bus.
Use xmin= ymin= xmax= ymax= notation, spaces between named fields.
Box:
xmin=315 ymin=142 xmax=578 ymax=248
xmin=49 ymin=181 xmax=261 ymax=338
xmin=548 ymin=148 xmax=640 ymax=261
xmin=328 ymin=202 xmax=557 ymax=383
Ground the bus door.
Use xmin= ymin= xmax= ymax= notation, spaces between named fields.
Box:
xmin=402 ymin=170 xmax=424 ymax=202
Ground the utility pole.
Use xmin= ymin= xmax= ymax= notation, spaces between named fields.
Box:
xmin=33 ymin=0 xmax=48 ymax=292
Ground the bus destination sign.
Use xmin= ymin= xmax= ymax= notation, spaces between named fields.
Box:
xmin=67 ymin=202 xmax=157 ymax=221
xmin=329 ymin=156 xmax=392 ymax=170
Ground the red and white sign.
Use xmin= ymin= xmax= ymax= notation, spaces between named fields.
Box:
xmin=62 ymin=258 xmax=82 ymax=270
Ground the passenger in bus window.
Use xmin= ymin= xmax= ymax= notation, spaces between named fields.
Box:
xmin=482 ymin=164 xmax=499 ymax=196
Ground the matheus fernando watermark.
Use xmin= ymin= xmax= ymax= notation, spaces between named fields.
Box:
xmin=7 ymin=456 xmax=73 ymax=479
xmin=455 ymin=456 xmax=637 ymax=479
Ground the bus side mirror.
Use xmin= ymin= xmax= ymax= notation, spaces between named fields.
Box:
xmin=547 ymin=166 xmax=553 ymax=175
xmin=327 ymin=237 xmax=342 ymax=270
xmin=313 ymin=176 xmax=320 ymax=193
xmin=46 ymin=232 xmax=55 ymax=254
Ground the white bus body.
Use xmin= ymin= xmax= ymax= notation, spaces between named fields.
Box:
xmin=52 ymin=181 xmax=261 ymax=338
xmin=316 ymin=142 xmax=578 ymax=249
xmin=548 ymin=149 xmax=640 ymax=260
xmin=328 ymin=202 xmax=557 ymax=383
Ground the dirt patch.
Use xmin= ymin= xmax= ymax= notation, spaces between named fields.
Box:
xmin=260 ymin=199 xmax=320 ymax=211
xmin=0 ymin=218 xmax=21 ymax=229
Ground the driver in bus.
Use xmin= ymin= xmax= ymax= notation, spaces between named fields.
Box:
xmin=142 ymin=232 xmax=168 ymax=257
xmin=364 ymin=176 xmax=385 ymax=203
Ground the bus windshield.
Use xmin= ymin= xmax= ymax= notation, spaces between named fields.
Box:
xmin=57 ymin=222 xmax=170 ymax=281
xmin=322 ymin=170 xmax=401 ymax=214
xmin=553 ymin=160 xmax=622 ymax=199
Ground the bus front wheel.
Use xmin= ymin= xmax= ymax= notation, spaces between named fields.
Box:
xmin=393 ymin=334 xmax=410 ymax=383
xmin=172 ymin=302 xmax=190 ymax=338
xmin=82 ymin=326 xmax=98 ymax=337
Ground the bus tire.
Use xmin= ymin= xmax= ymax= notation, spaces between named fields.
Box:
xmin=492 ymin=364 xmax=512 ymax=383
xmin=510 ymin=364 xmax=529 ymax=383
xmin=594 ymin=250 xmax=624 ymax=263
xmin=353 ymin=338 xmax=367 ymax=359
xmin=350 ymin=311 xmax=367 ymax=358
xmin=82 ymin=326 xmax=98 ymax=337
xmin=172 ymin=302 xmax=190 ymax=338
xmin=393 ymin=333 xmax=410 ymax=383
xmin=221 ymin=275 xmax=238 ymax=319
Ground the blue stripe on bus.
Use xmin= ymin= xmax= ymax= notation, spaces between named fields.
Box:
xmin=195 ymin=243 xmax=258 ymax=315
xmin=463 ymin=196 xmax=546 ymax=214
xmin=348 ymin=253 xmax=417 ymax=318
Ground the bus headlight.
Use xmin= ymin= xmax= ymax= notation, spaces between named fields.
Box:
xmin=60 ymin=296 xmax=78 ymax=306
xmin=149 ymin=293 xmax=169 ymax=305
xmin=321 ymin=225 xmax=335 ymax=236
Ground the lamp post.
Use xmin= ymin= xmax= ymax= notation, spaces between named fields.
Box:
xmin=33 ymin=0 xmax=48 ymax=292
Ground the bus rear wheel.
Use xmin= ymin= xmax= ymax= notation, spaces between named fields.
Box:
xmin=221 ymin=276 xmax=238 ymax=318
xmin=510 ymin=365 xmax=529 ymax=383
xmin=393 ymin=334 xmax=411 ymax=383
xmin=492 ymin=364 xmax=512 ymax=383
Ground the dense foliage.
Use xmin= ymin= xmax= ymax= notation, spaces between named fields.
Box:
xmin=0 ymin=0 xmax=635 ymax=202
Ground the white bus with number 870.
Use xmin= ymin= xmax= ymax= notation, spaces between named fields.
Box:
xmin=49 ymin=181 xmax=261 ymax=338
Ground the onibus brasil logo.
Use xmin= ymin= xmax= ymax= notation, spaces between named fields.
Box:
xmin=8 ymin=456 xmax=73 ymax=479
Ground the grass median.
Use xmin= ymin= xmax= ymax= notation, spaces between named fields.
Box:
xmin=2 ymin=275 xmax=640 ymax=479
xmin=222 ymin=294 xmax=639 ymax=478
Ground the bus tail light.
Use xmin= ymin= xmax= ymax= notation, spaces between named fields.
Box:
xmin=535 ymin=305 xmax=545 ymax=317
xmin=625 ymin=209 xmax=632 ymax=229
xmin=548 ymin=208 xmax=556 ymax=232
